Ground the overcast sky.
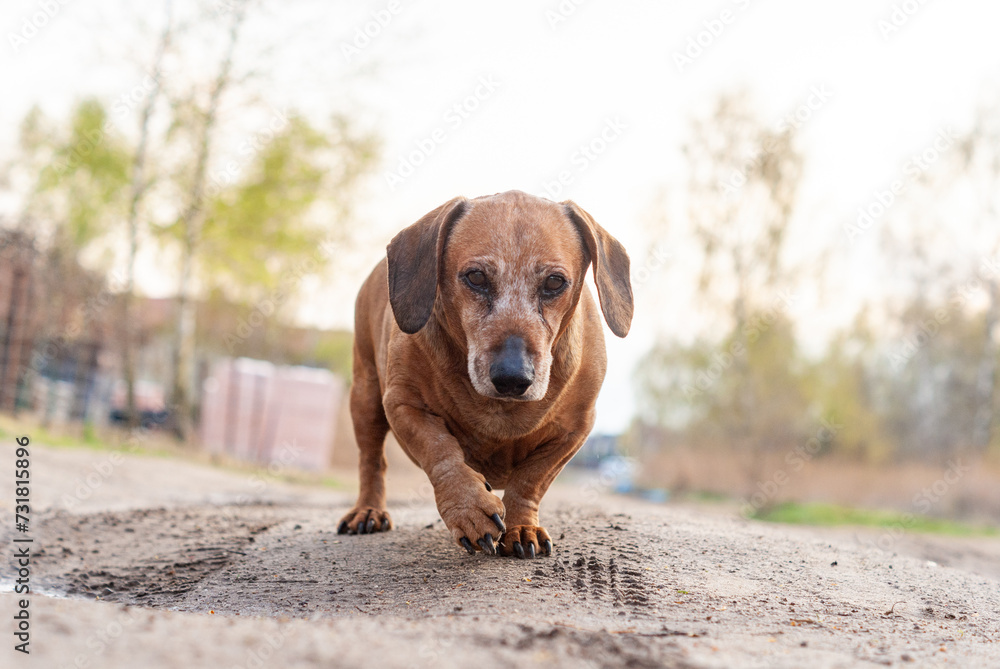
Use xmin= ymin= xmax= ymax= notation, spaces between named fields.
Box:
xmin=3 ymin=0 xmax=999 ymax=432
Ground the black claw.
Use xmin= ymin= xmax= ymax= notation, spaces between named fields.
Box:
xmin=381 ymin=517 xmax=391 ymax=531
xmin=356 ymin=521 xmax=365 ymax=534
xmin=491 ymin=513 xmax=506 ymax=534
xmin=366 ymin=518 xmax=376 ymax=533
xmin=543 ymin=539 xmax=553 ymax=556
xmin=478 ymin=533 xmax=496 ymax=555
xmin=527 ymin=542 xmax=536 ymax=559
xmin=514 ymin=541 xmax=525 ymax=559
xmin=337 ymin=521 xmax=348 ymax=534
xmin=484 ymin=481 xmax=492 ymax=492
xmin=460 ymin=537 xmax=475 ymax=555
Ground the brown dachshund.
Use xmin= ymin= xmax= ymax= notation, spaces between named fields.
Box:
xmin=337 ymin=190 xmax=633 ymax=558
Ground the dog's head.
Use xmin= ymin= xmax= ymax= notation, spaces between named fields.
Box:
xmin=387 ymin=190 xmax=633 ymax=402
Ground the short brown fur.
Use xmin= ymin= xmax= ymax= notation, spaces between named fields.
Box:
xmin=338 ymin=190 xmax=633 ymax=558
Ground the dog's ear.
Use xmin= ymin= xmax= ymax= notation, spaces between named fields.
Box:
xmin=387 ymin=196 xmax=469 ymax=334
xmin=563 ymin=201 xmax=634 ymax=338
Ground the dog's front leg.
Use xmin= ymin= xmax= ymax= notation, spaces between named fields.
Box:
xmin=385 ymin=397 xmax=507 ymax=555
xmin=499 ymin=432 xmax=587 ymax=559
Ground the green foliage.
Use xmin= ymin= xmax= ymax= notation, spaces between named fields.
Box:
xmin=636 ymin=91 xmax=1000 ymax=470
xmin=682 ymin=91 xmax=804 ymax=324
xmin=26 ymin=99 xmax=132 ymax=252
xmin=640 ymin=93 xmax=817 ymax=473
xmin=880 ymin=297 xmax=998 ymax=458
xmin=753 ymin=502 xmax=998 ymax=536
xmin=304 ymin=331 xmax=355 ymax=381
xmin=159 ymin=110 xmax=378 ymax=311
xmin=639 ymin=311 xmax=813 ymax=454
xmin=800 ymin=319 xmax=894 ymax=463
xmin=199 ymin=115 xmax=331 ymax=296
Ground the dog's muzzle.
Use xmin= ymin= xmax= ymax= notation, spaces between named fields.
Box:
xmin=489 ymin=336 xmax=535 ymax=397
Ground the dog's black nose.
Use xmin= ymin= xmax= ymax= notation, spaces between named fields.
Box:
xmin=490 ymin=337 xmax=534 ymax=397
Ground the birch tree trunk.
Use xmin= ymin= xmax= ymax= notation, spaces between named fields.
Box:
xmin=972 ymin=277 xmax=998 ymax=451
xmin=121 ymin=0 xmax=173 ymax=429
xmin=169 ymin=3 xmax=247 ymax=442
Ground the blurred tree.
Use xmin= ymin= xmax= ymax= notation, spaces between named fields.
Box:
xmin=880 ymin=295 xmax=993 ymax=459
xmin=163 ymin=1 xmax=248 ymax=441
xmin=684 ymin=92 xmax=803 ymax=326
xmin=23 ymin=101 xmax=132 ymax=257
xmin=3 ymin=0 xmax=379 ymax=439
xmin=12 ymin=101 xmax=131 ymax=426
xmin=120 ymin=0 xmax=174 ymax=429
xmin=801 ymin=313 xmax=894 ymax=463
xmin=882 ymin=101 xmax=1000 ymax=454
xmin=198 ymin=114 xmax=377 ymax=302
xmin=637 ymin=313 xmax=814 ymax=487
xmin=161 ymin=85 xmax=378 ymax=439
xmin=953 ymin=107 xmax=1000 ymax=453
xmin=638 ymin=92 xmax=808 ymax=483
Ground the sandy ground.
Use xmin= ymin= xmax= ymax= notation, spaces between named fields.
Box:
xmin=1 ymin=441 xmax=999 ymax=668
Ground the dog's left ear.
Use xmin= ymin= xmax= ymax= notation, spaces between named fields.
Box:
xmin=387 ymin=196 xmax=470 ymax=334
xmin=563 ymin=201 xmax=634 ymax=338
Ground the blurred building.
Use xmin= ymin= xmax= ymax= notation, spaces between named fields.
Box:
xmin=200 ymin=358 xmax=345 ymax=470
xmin=0 ymin=230 xmax=39 ymax=412
xmin=0 ymin=229 xmax=354 ymax=468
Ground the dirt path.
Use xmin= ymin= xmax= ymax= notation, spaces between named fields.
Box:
xmin=1 ymin=443 xmax=999 ymax=668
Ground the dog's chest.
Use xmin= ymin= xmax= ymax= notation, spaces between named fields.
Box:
xmin=451 ymin=399 xmax=546 ymax=442
xmin=446 ymin=404 xmax=553 ymax=466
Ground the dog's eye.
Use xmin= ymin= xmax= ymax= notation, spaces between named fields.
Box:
xmin=543 ymin=275 xmax=566 ymax=294
xmin=465 ymin=270 xmax=487 ymax=289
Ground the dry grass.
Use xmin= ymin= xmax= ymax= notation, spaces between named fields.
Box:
xmin=639 ymin=445 xmax=1000 ymax=524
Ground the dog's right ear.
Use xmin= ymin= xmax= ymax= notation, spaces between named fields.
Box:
xmin=562 ymin=200 xmax=634 ymax=338
xmin=387 ymin=196 xmax=469 ymax=334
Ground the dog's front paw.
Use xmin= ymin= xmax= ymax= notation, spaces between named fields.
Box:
xmin=337 ymin=506 xmax=392 ymax=535
xmin=435 ymin=473 xmax=507 ymax=555
xmin=499 ymin=525 xmax=552 ymax=559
